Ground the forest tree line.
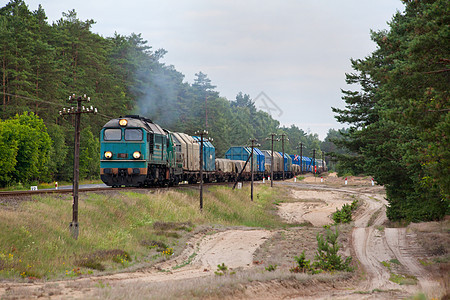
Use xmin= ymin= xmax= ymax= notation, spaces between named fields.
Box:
xmin=0 ymin=0 xmax=328 ymax=187
xmin=332 ymin=0 xmax=449 ymax=221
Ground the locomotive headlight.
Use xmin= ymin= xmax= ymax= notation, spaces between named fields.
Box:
xmin=119 ymin=119 xmax=128 ymax=127
xmin=104 ymin=151 xmax=113 ymax=159
xmin=133 ymin=151 xmax=141 ymax=159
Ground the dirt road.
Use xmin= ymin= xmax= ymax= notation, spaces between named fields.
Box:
xmin=0 ymin=178 xmax=446 ymax=299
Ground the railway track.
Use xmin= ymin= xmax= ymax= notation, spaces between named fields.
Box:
xmin=0 ymin=181 xmax=245 ymax=199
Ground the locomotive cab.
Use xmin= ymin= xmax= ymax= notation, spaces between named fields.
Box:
xmin=100 ymin=115 xmax=174 ymax=187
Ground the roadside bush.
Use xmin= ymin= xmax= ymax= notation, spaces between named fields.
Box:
xmin=332 ymin=200 xmax=358 ymax=224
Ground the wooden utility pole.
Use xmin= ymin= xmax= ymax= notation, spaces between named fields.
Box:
xmin=249 ymin=139 xmax=260 ymax=201
xmin=313 ymin=149 xmax=316 ymax=176
xmin=195 ymin=130 xmax=211 ymax=211
xmin=59 ymin=94 xmax=97 ymax=239
xmin=300 ymin=142 xmax=304 ymax=174
xmin=296 ymin=142 xmax=305 ymax=174
xmin=280 ymin=133 xmax=288 ymax=180
xmin=266 ymin=133 xmax=278 ymax=187
xmin=322 ymin=152 xmax=325 ymax=172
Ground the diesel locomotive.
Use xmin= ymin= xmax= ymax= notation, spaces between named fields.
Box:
xmin=100 ymin=115 xmax=327 ymax=187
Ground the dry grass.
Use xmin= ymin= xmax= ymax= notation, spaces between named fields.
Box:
xmin=0 ymin=185 xmax=285 ymax=280
xmin=92 ymin=267 xmax=352 ymax=300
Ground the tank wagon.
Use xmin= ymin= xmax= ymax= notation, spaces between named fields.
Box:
xmin=100 ymin=115 xmax=327 ymax=187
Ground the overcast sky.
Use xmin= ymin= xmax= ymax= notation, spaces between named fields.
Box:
xmin=19 ymin=0 xmax=405 ymax=140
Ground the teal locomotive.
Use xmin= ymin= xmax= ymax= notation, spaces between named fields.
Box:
xmin=100 ymin=115 xmax=181 ymax=187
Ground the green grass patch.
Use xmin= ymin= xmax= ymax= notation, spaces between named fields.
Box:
xmin=389 ymin=273 xmax=418 ymax=285
xmin=0 ymin=185 xmax=285 ymax=280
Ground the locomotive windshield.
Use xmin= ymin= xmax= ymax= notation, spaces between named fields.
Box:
xmin=124 ymin=129 xmax=143 ymax=141
xmin=104 ymin=129 xmax=122 ymax=141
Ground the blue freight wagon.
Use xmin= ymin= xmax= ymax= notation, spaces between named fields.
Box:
xmin=225 ymin=146 xmax=258 ymax=171
xmin=278 ymin=152 xmax=292 ymax=172
xmin=303 ymin=156 xmax=312 ymax=172
xmin=254 ymin=148 xmax=265 ymax=172
xmin=193 ymin=136 xmax=216 ymax=171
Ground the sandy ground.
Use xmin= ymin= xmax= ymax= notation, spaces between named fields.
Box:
xmin=0 ymin=175 xmax=447 ymax=299
xmin=277 ymin=189 xmax=354 ymax=227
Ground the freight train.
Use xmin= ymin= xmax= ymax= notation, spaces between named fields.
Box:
xmin=100 ymin=115 xmax=327 ymax=187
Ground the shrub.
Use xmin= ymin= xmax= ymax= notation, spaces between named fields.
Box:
xmin=290 ymin=250 xmax=314 ymax=273
xmin=332 ymin=200 xmax=359 ymax=224
xmin=313 ymin=227 xmax=352 ymax=272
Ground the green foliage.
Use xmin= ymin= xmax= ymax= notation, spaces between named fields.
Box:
xmin=79 ymin=127 xmax=100 ymax=179
xmin=0 ymin=112 xmax=51 ymax=185
xmin=332 ymin=200 xmax=359 ymax=224
xmin=0 ymin=121 xmax=18 ymax=184
xmin=290 ymin=227 xmax=352 ymax=274
xmin=313 ymin=227 xmax=352 ymax=272
xmin=214 ymin=263 xmax=230 ymax=276
xmin=265 ymin=264 xmax=277 ymax=272
xmin=332 ymin=0 xmax=449 ymax=221
xmin=290 ymin=250 xmax=314 ymax=273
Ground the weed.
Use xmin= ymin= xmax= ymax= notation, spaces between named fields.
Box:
xmin=153 ymin=221 xmax=193 ymax=232
xmin=381 ymin=261 xmax=391 ymax=270
xmin=162 ymin=248 xmax=174 ymax=256
xmin=265 ymin=264 xmax=277 ymax=272
xmin=65 ymin=267 xmax=82 ymax=277
xmin=173 ymin=252 xmax=197 ymax=270
xmin=112 ymin=252 xmax=132 ymax=266
xmin=141 ymin=240 xmax=168 ymax=252
xmin=375 ymin=225 xmax=385 ymax=232
xmin=389 ymin=273 xmax=417 ymax=285
xmin=214 ymin=263 xmax=235 ymax=276
xmin=418 ymin=259 xmax=432 ymax=266
xmin=76 ymin=249 xmax=131 ymax=270
xmin=290 ymin=250 xmax=314 ymax=273
xmin=77 ymin=258 xmax=105 ymax=271
xmin=95 ymin=280 xmax=110 ymax=289
xmin=215 ymin=263 xmax=228 ymax=276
